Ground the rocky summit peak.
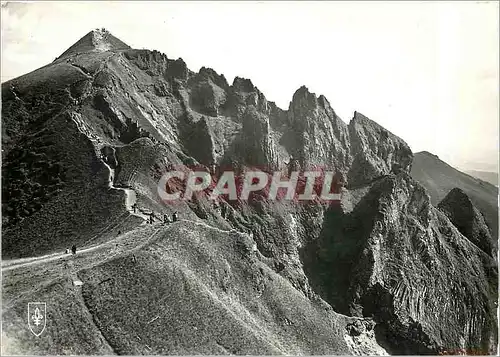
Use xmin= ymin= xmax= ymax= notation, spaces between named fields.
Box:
xmin=232 ymin=76 xmax=255 ymax=92
xmin=291 ymin=85 xmax=318 ymax=107
xmin=440 ymin=187 xmax=473 ymax=208
xmin=351 ymin=111 xmax=371 ymax=123
xmin=56 ymin=28 xmax=131 ymax=60
xmin=293 ymin=85 xmax=312 ymax=97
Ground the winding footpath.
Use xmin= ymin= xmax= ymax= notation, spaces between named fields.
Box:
xmin=3 ymin=114 xmax=251 ymax=273
xmin=1 ymin=218 xmax=248 ymax=273
xmin=2 ymin=162 xmax=148 ymax=272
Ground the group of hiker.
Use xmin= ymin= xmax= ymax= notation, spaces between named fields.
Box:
xmin=64 ymin=207 xmax=179 ymax=255
xmin=65 ymin=245 xmax=77 ymax=255
xmin=150 ymin=210 xmax=178 ymax=225
xmin=130 ymin=202 xmax=178 ymax=225
xmin=131 ymin=203 xmax=177 ymax=223
xmin=149 ymin=211 xmax=178 ymax=225
xmin=162 ymin=212 xmax=178 ymax=224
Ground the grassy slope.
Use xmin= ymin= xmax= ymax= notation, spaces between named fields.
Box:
xmin=2 ymin=225 xmax=164 ymax=355
xmin=1 ymin=53 xmax=145 ymax=259
xmin=2 ymin=220 xmax=385 ymax=355
xmin=1 ymin=113 xmax=133 ymax=258
xmin=411 ymin=152 xmax=498 ymax=238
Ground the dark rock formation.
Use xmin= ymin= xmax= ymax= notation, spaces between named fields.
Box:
xmin=286 ymin=86 xmax=351 ymax=172
xmin=304 ymin=173 xmax=498 ymax=355
xmin=348 ymin=111 xmax=413 ymax=188
xmin=438 ymin=188 xmax=495 ymax=257
xmin=190 ymin=80 xmax=227 ymax=117
xmin=181 ymin=116 xmax=215 ymax=166
xmin=240 ymin=106 xmax=278 ymax=170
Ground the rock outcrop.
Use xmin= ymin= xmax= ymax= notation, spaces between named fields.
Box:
xmin=189 ymin=67 xmax=229 ymax=117
xmin=304 ymin=173 xmax=498 ymax=354
xmin=438 ymin=188 xmax=495 ymax=257
xmin=348 ymin=112 xmax=413 ymax=188
xmin=411 ymin=151 xmax=498 ymax=240
xmin=239 ymin=106 xmax=279 ymax=170
xmin=286 ymin=86 xmax=351 ymax=172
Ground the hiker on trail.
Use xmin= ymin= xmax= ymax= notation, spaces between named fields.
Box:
xmin=209 ymin=161 xmax=217 ymax=177
xmin=71 ymin=245 xmax=77 ymax=255
xmin=132 ymin=203 xmax=137 ymax=213
xmin=172 ymin=212 xmax=178 ymax=222
xmin=163 ymin=214 xmax=169 ymax=224
xmin=220 ymin=203 xmax=227 ymax=219
xmin=148 ymin=212 xmax=154 ymax=224
xmin=286 ymin=155 xmax=300 ymax=177
xmin=65 ymin=248 xmax=70 ymax=254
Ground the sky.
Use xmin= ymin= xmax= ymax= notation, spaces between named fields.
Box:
xmin=1 ymin=1 xmax=499 ymax=171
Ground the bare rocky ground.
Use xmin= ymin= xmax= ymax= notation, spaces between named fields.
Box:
xmin=2 ymin=29 xmax=497 ymax=355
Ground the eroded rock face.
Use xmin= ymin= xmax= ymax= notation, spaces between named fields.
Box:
xmin=188 ymin=67 xmax=229 ymax=117
xmin=190 ymin=82 xmax=226 ymax=117
xmin=240 ymin=106 xmax=279 ymax=170
xmin=305 ymin=173 xmax=498 ymax=354
xmin=286 ymin=86 xmax=351 ymax=172
xmin=181 ymin=117 xmax=216 ymax=166
xmin=348 ymin=112 xmax=413 ymax=188
xmin=228 ymin=77 xmax=269 ymax=120
xmin=438 ymin=188 xmax=495 ymax=257
xmin=165 ymin=58 xmax=190 ymax=81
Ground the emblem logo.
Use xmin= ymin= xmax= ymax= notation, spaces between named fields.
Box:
xmin=28 ymin=302 xmax=46 ymax=337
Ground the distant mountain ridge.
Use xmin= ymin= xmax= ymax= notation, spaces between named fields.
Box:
xmin=464 ymin=169 xmax=498 ymax=187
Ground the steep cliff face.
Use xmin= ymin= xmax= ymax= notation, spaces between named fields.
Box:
xmin=304 ymin=173 xmax=497 ymax=354
xmin=286 ymin=86 xmax=351 ymax=172
xmin=188 ymin=67 xmax=229 ymax=117
xmin=438 ymin=188 xmax=495 ymax=257
xmin=2 ymin=29 xmax=497 ymax=355
xmin=348 ymin=112 xmax=413 ymax=188
xmin=239 ymin=106 xmax=279 ymax=170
